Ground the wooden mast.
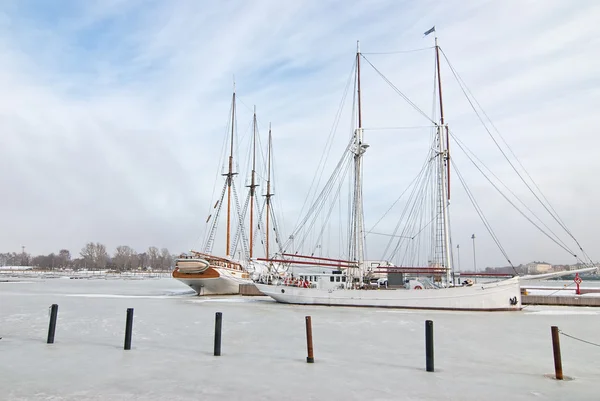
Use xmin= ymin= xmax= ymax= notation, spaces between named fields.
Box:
xmin=353 ymin=40 xmax=365 ymax=281
xmin=434 ymin=37 xmax=450 ymax=200
xmin=248 ymin=106 xmax=258 ymax=259
xmin=225 ymin=89 xmax=236 ymax=257
xmin=265 ymin=124 xmax=273 ymax=260
xmin=434 ymin=33 xmax=453 ymax=283
xmin=357 ymin=42 xmax=363 ymax=128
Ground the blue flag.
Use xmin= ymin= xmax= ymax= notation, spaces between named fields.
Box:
xmin=424 ymin=26 xmax=436 ymax=37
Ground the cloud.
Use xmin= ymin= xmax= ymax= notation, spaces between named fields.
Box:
xmin=0 ymin=0 xmax=598 ymax=267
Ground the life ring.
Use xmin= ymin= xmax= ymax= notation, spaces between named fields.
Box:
xmin=414 ymin=285 xmax=423 ymax=290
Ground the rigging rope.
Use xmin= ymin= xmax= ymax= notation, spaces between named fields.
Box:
xmin=285 ymin=139 xmax=354 ymax=251
xmin=203 ymin=182 xmax=228 ymax=254
xmin=362 ymin=46 xmax=434 ymax=55
xmin=363 ymin=126 xmax=435 ymax=131
xmin=559 ymin=329 xmax=600 ymax=348
xmin=361 ymin=55 xmax=436 ymax=125
xmin=450 ymin=159 xmax=517 ymax=273
xmin=449 ymin=131 xmax=581 ymax=260
xmin=448 ymin=131 xmax=576 ymax=255
xmin=439 ymin=47 xmax=593 ymax=265
xmin=200 ymin=101 xmax=234 ymax=249
xmin=291 ymin=59 xmax=356 ymax=236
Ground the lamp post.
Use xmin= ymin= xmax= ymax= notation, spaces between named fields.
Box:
xmin=456 ymin=244 xmax=461 ymax=285
xmin=471 ymin=234 xmax=477 ymax=283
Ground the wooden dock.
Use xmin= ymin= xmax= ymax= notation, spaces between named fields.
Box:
xmin=522 ymin=295 xmax=600 ymax=307
xmin=240 ymin=283 xmax=264 ymax=296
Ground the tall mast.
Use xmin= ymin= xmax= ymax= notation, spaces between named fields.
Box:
xmin=435 ymin=37 xmax=450 ymax=200
xmin=353 ymin=41 xmax=367 ymax=281
xmin=357 ymin=42 xmax=363 ymax=128
xmin=265 ymin=124 xmax=273 ymax=260
xmin=435 ymin=35 xmax=453 ymax=284
xmin=248 ymin=106 xmax=258 ymax=259
xmin=225 ymin=89 xmax=236 ymax=257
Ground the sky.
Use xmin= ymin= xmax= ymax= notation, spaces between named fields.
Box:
xmin=0 ymin=0 xmax=598 ymax=268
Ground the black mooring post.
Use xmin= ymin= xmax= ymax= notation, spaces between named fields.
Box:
xmin=124 ymin=308 xmax=134 ymax=350
xmin=214 ymin=312 xmax=222 ymax=356
xmin=425 ymin=320 xmax=434 ymax=372
xmin=47 ymin=304 xmax=59 ymax=344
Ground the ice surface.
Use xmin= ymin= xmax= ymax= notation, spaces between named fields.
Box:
xmin=1 ymin=278 xmax=600 ymax=401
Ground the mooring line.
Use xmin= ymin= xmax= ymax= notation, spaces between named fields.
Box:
xmin=559 ymin=329 xmax=600 ymax=348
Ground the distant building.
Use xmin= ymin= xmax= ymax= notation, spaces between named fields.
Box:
xmin=526 ymin=262 xmax=553 ymax=274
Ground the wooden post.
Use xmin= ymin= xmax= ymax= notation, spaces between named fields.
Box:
xmin=425 ymin=320 xmax=434 ymax=372
xmin=47 ymin=304 xmax=58 ymax=344
xmin=551 ymin=326 xmax=563 ymax=380
xmin=305 ymin=316 xmax=314 ymax=363
xmin=124 ymin=308 xmax=134 ymax=350
xmin=214 ymin=312 xmax=222 ymax=356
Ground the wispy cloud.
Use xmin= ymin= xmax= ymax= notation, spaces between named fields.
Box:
xmin=0 ymin=0 xmax=598 ymax=266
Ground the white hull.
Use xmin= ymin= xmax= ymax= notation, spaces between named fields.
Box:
xmin=255 ymin=277 xmax=522 ymax=311
xmin=174 ymin=267 xmax=252 ymax=296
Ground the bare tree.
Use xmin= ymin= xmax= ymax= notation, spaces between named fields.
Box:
xmin=95 ymin=243 xmax=109 ymax=269
xmin=80 ymin=242 xmax=108 ymax=269
xmin=160 ymin=248 xmax=173 ymax=270
xmin=0 ymin=253 xmax=10 ymax=266
xmin=138 ymin=252 xmax=148 ymax=270
xmin=80 ymin=243 xmax=95 ymax=268
xmin=147 ymin=246 xmax=160 ymax=270
xmin=58 ymin=249 xmax=71 ymax=268
xmin=114 ymin=245 xmax=135 ymax=271
xmin=3 ymin=243 xmax=178 ymax=272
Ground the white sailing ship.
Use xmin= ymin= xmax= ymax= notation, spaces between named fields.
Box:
xmin=255 ymin=30 xmax=597 ymax=310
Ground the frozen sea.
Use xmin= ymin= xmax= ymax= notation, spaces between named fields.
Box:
xmin=1 ymin=278 xmax=599 ymax=401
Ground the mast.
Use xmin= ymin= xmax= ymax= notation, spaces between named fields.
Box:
xmin=352 ymin=41 xmax=367 ymax=283
xmin=225 ymin=89 xmax=236 ymax=257
xmin=434 ymin=35 xmax=453 ymax=284
xmin=435 ymin=37 xmax=450 ymax=200
xmin=265 ymin=124 xmax=273 ymax=260
xmin=248 ymin=106 xmax=258 ymax=259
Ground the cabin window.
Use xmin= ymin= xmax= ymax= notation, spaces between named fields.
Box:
xmin=342 ymin=277 xmax=347 ymax=282
xmin=336 ymin=276 xmax=341 ymax=282
xmin=330 ymin=276 xmax=334 ymax=282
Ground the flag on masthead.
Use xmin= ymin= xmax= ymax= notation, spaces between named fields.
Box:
xmin=424 ymin=26 xmax=436 ymax=37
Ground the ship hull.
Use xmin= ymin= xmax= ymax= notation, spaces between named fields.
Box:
xmin=255 ymin=277 xmax=522 ymax=311
xmin=173 ymin=267 xmax=252 ymax=296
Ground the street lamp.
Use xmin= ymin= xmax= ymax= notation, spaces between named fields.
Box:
xmin=471 ymin=234 xmax=477 ymax=282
